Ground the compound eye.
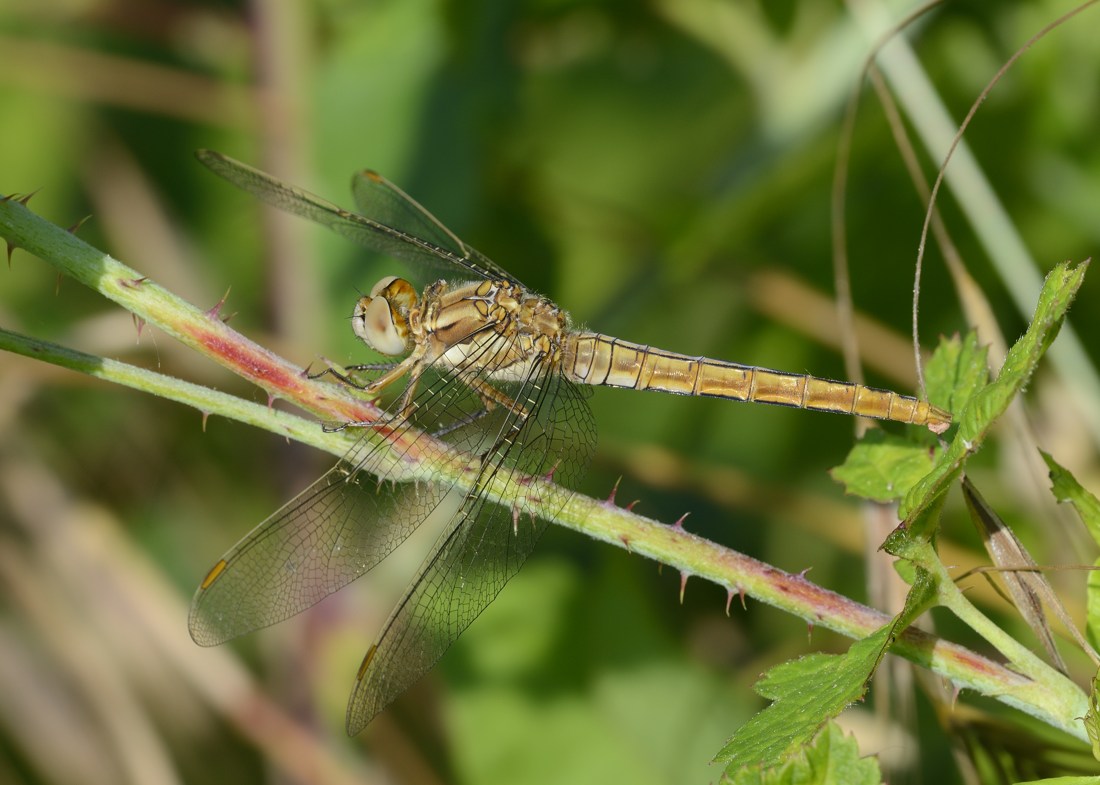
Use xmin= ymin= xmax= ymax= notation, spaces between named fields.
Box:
xmin=376 ymin=277 xmax=418 ymax=312
xmin=369 ymin=275 xmax=399 ymax=298
xmin=352 ymin=295 xmax=407 ymax=356
xmin=352 ymin=277 xmax=419 ymax=356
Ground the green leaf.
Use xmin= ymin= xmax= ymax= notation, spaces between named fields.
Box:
xmin=922 ymin=331 xmax=989 ymax=418
xmin=714 ymin=625 xmax=893 ymax=774
xmin=725 ymin=723 xmax=882 ymax=785
xmin=1012 ymin=777 xmax=1100 ymax=784
xmin=830 ymin=431 xmax=938 ymax=502
xmin=1042 ymin=450 xmax=1100 ymax=547
xmin=1089 ymin=566 xmax=1100 ymax=655
xmin=1038 ymin=451 xmax=1100 ymax=650
xmin=716 ymin=569 xmax=938 ymax=779
xmin=1085 ymin=670 xmax=1100 ymax=763
xmin=896 ymin=261 xmax=1089 ymax=536
xmin=892 ymin=557 xmax=919 ymax=586
xmin=829 ymin=333 xmax=976 ymax=504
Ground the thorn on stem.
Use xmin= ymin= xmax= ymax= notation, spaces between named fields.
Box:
xmin=605 ymin=476 xmax=622 ymax=506
xmin=68 ymin=215 xmax=91 ymax=234
xmin=201 ymin=411 xmax=210 ymax=432
xmin=679 ymin=571 xmax=689 ymax=604
xmin=672 ymin=512 xmax=690 ymax=531
xmin=207 ymin=287 xmax=232 ymax=318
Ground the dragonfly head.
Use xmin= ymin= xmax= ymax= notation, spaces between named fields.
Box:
xmin=353 ymin=276 xmax=419 ymax=356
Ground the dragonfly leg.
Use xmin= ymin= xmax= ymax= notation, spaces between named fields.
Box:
xmin=426 ymin=382 xmax=530 ymax=439
xmin=410 ymin=373 xmax=531 ymax=439
xmin=431 ymin=407 xmax=491 ymax=438
xmin=324 ymin=354 xmax=426 ymax=431
xmin=462 ymin=375 xmax=530 ymax=419
xmin=309 ymin=361 xmax=399 ymax=388
xmin=392 ymin=365 xmax=425 ymax=421
xmin=408 ymin=375 xmax=526 ymax=439
xmin=364 ymin=354 xmax=422 ymax=395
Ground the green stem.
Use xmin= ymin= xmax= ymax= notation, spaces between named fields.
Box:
xmin=0 ymin=326 xmax=356 ymax=457
xmin=920 ymin=539 xmax=1086 ymax=736
xmin=0 ymin=193 xmax=380 ymax=429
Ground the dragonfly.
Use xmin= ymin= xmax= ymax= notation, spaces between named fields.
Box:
xmin=189 ymin=150 xmax=952 ymax=735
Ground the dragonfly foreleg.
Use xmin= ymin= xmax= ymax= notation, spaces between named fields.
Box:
xmin=310 ymin=361 xmax=400 ymax=388
xmin=323 ymin=354 xmax=426 ymax=430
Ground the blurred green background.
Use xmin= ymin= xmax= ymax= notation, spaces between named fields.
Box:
xmin=2 ymin=0 xmax=1099 ymax=783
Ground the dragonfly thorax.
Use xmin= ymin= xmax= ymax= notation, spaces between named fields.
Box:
xmin=353 ymin=276 xmax=420 ymax=356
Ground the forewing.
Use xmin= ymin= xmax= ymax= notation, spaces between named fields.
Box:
xmin=350 ymin=169 xmax=516 ymax=283
xmin=198 ymin=150 xmax=509 ymax=285
xmin=345 ymin=358 xmax=595 ymax=733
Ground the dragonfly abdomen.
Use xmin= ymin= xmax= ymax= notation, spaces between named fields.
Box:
xmin=563 ymin=332 xmax=950 ymax=430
